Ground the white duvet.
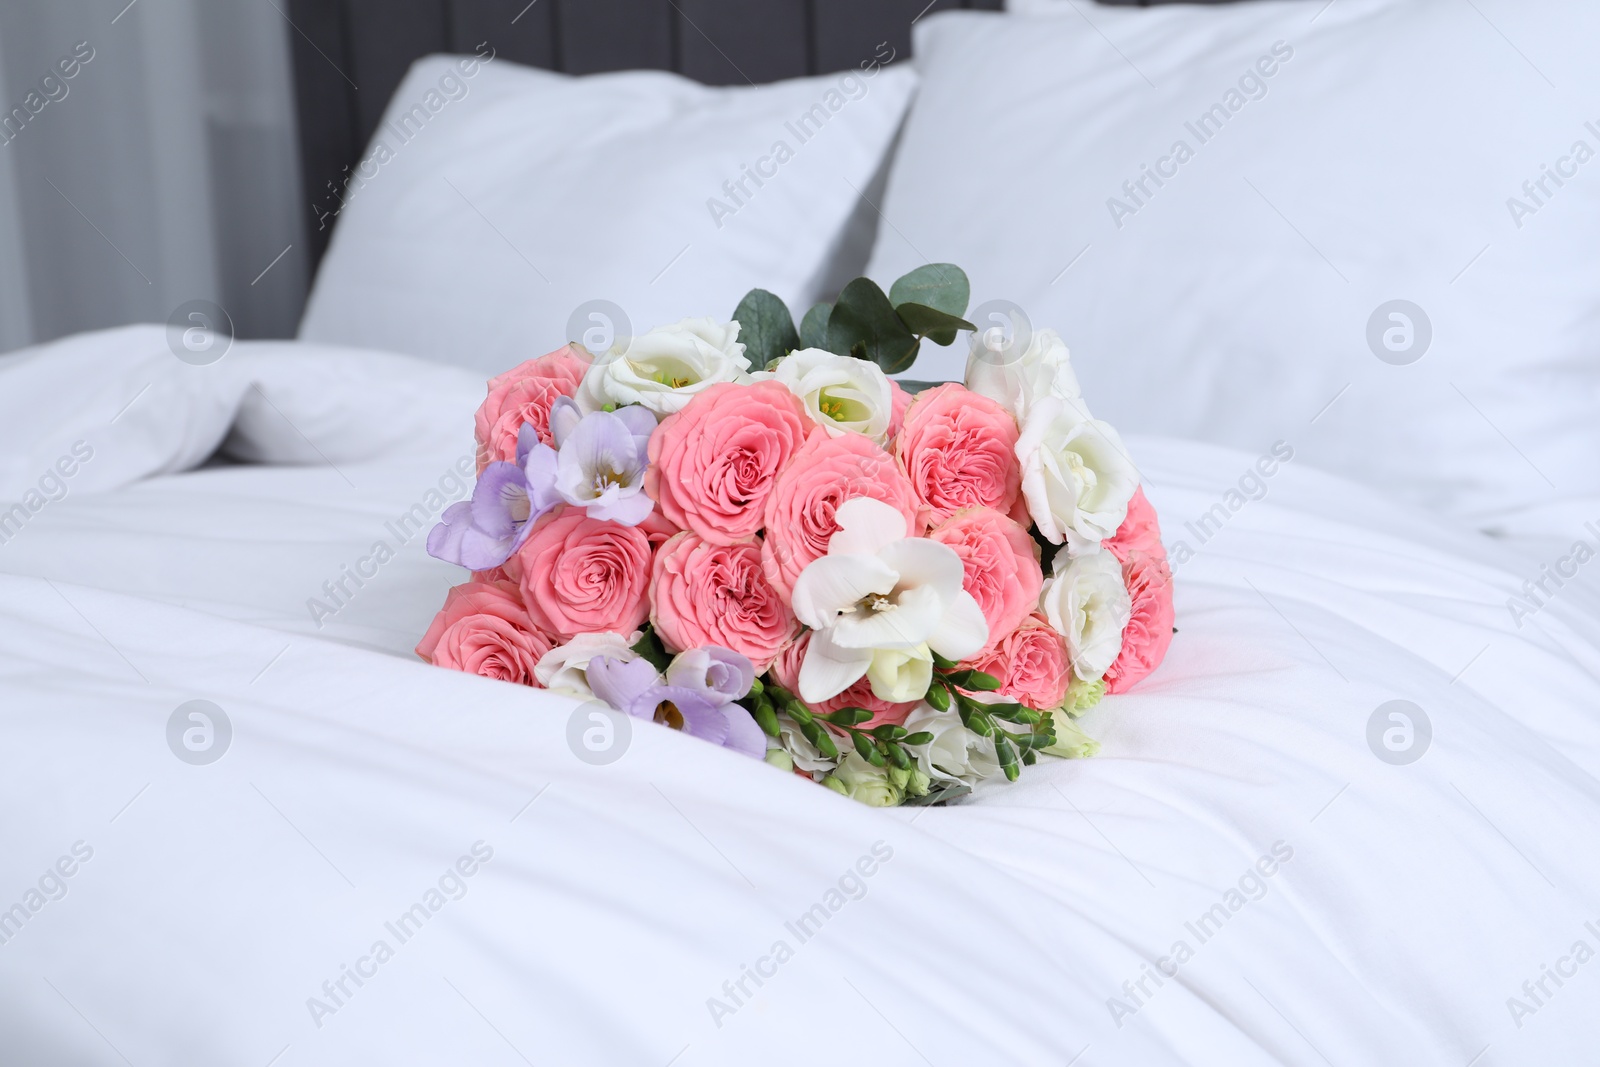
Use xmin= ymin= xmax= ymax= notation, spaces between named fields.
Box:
xmin=2 ymin=327 xmax=1598 ymax=1066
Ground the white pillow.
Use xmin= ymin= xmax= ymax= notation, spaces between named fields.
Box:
xmin=300 ymin=55 xmax=915 ymax=374
xmin=869 ymin=1 xmax=1600 ymax=519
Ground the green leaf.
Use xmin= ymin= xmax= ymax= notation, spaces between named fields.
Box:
xmin=895 ymin=303 xmax=974 ymax=347
xmin=889 ymin=263 xmax=969 ymax=318
xmin=732 ymin=288 xmax=799 ymax=370
xmin=901 ymin=731 xmax=935 ymax=746
xmin=901 ymin=781 xmax=971 ymax=807
xmin=629 ymin=629 xmax=672 ymax=671
xmin=827 ymin=278 xmax=919 ymax=374
xmin=799 ymin=302 xmax=832 ymax=351
xmin=895 ymin=379 xmax=944 ymax=395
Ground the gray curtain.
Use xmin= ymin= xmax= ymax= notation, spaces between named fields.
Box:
xmin=0 ymin=0 xmax=307 ymax=354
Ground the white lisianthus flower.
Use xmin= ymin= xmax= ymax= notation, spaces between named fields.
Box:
xmin=1039 ymin=551 xmax=1131 ymax=683
xmin=1015 ymin=395 xmax=1140 ymax=551
xmin=766 ymin=348 xmax=894 ymax=443
xmin=576 ymin=317 xmax=750 ymax=416
xmin=790 ymin=498 xmax=988 ymax=703
xmin=903 ymin=705 xmax=1000 ymax=785
xmin=534 ymin=631 xmax=643 ymax=697
xmin=965 ymin=326 xmax=1081 ymax=421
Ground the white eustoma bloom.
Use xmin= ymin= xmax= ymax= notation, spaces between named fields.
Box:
xmin=767 ymin=348 xmax=894 ymax=443
xmin=1015 ymin=395 xmax=1140 ymax=551
xmin=902 ymin=705 xmax=1000 ymax=785
xmin=1039 ymin=550 xmax=1131 ymax=683
xmin=790 ymin=497 xmax=988 ymax=703
xmin=965 ymin=326 xmax=1081 ymax=421
xmin=576 ymin=317 xmax=750 ymax=416
xmin=534 ymin=631 xmax=643 ymax=697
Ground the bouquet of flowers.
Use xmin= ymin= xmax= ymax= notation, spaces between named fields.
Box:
xmin=417 ymin=265 xmax=1174 ymax=805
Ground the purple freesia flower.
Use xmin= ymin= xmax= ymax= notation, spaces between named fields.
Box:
xmin=427 ymin=425 xmax=562 ymax=571
xmin=552 ymin=403 xmax=656 ymax=525
xmin=587 ymin=652 xmax=765 ymax=758
xmin=665 ymin=646 xmax=755 ymax=703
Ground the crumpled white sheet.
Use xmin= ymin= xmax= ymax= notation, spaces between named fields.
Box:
xmin=1 ymin=326 xmax=1597 ymax=1066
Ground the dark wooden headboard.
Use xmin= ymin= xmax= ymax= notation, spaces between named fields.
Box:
xmin=284 ymin=0 xmax=1228 ymax=270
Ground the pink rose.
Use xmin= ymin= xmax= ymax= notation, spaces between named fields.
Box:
xmin=507 ymin=509 xmax=652 ymax=640
xmin=887 ymin=379 xmax=913 ymax=443
xmin=1104 ymin=487 xmax=1163 ymax=564
xmin=962 ymin=614 xmax=1070 ymax=710
xmin=929 ymin=507 xmax=1041 ymax=653
xmin=760 ymin=431 xmax=919 ymax=599
xmin=646 ymin=381 xmax=815 ymax=545
xmin=894 ymin=383 xmax=1023 ymax=529
xmin=650 ymin=532 xmax=798 ymax=672
xmin=770 ymin=633 xmax=919 ymax=728
xmin=474 ymin=345 xmax=590 ymax=470
xmin=415 ymin=580 xmax=554 ymax=684
xmin=1104 ymin=551 xmax=1174 ymax=694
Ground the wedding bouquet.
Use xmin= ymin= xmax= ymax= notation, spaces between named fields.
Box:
xmin=416 ymin=265 xmax=1174 ymax=805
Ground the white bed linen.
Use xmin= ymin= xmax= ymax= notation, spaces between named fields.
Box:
xmin=2 ymin=328 xmax=1599 ymax=1066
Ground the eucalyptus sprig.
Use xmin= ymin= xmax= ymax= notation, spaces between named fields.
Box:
xmin=732 ymin=264 xmax=974 ymax=375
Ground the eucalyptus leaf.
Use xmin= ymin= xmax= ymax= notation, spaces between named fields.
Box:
xmin=799 ymin=301 xmax=833 ymax=351
xmin=731 ymin=288 xmax=799 ymax=370
xmin=629 ymin=629 xmax=672 ymax=671
xmin=896 ymin=379 xmax=945 ymax=395
xmin=827 ymin=277 xmax=919 ymax=374
xmin=895 ymin=303 xmax=974 ymax=347
xmin=889 ymin=263 xmax=969 ymax=318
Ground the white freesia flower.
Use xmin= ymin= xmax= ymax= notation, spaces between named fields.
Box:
xmin=576 ymin=317 xmax=750 ymax=416
xmin=865 ymin=644 xmax=934 ymax=703
xmin=903 ymin=704 xmax=1000 ymax=785
xmin=1015 ymin=395 xmax=1140 ymax=551
xmin=1039 ymin=551 xmax=1131 ymax=683
xmin=790 ymin=497 xmax=988 ymax=703
xmin=534 ymin=631 xmax=642 ymax=697
xmin=551 ymin=403 xmax=656 ymax=525
xmin=965 ymin=326 xmax=1081 ymax=421
xmin=767 ymin=348 xmax=894 ymax=443
xmin=774 ymin=716 xmax=838 ymax=774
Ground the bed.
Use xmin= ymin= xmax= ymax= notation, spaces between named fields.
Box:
xmin=4 ymin=1 xmax=1600 ymax=1064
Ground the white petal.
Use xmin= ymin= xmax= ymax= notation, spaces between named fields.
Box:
xmin=827 ymin=497 xmax=909 ymax=557
xmin=831 ymin=585 xmax=940 ymax=649
xmin=875 ymin=538 xmax=966 ymax=601
xmin=927 ymin=590 xmax=989 ymax=662
xmin=790 ymin=553 xmax=897 ymax=630
xmin=798 ymin=629 xmax=873 ymax=702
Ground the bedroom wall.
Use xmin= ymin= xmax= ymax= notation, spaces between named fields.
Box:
xmin=0 ymin=0 xmax=308 ymax=355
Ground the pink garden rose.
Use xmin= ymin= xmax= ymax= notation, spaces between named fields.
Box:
xmin=1104 ymin=487 xmax=1163 ymax=565
xmin=415 ymin=580 xmax=553 ymax=685
xmin=929 ymin=507 xmax=1041 ymax=654
xmin=962 ymin=614 xmax=1070 ymax=711
xmin=474 ymin=345 xmax=591 ymax=470
xmin=770 ymin=633 xmax=919 ymax=728
xmin=894 ymin=383 xmax=1023 ymax=529
xmin=1104 ymin=551 xmax=1174 ymax=694
xmin=761 ymin=431 xmax=919 ymax=599
xmin=507 ymin=509 xmax=652 ymax=640
xmin=646 ymin=381 xmax=815 ymax=545
xmin=650 ymin=533 xmax=799 ymax=671
xmin=887 ymin=379 xmax=913 ymax=443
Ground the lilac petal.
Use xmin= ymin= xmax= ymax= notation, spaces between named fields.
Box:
xmin=472 ymin=462 xmax=531 ymax=540
xmin=515 ymin=423 xmax=542 ymax=467
xmin=719 ymin=704 xmax=768 ymax=758
xmin=587 ymin=655 xmax=661 ymax=711
xmin=586 ymin=489 xmax=655 ymax=526
xmin=666 ymin=646 xmax=754 ymax=702
xmin=614 ymin=403 xmax=658 ymax=448
xmin=522 ymin=442 xmax=563 ymax=515
xmin=646 ymin=686 xmax=731 ymax=746
xmin=548 ymin=396 xmax=582 ymax=448
xmin=427 ymin=501 xmax=513 ymax=570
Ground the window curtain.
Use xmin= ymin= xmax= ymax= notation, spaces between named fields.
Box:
xmin=0 ymin=0 xmax=307 ymax=354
